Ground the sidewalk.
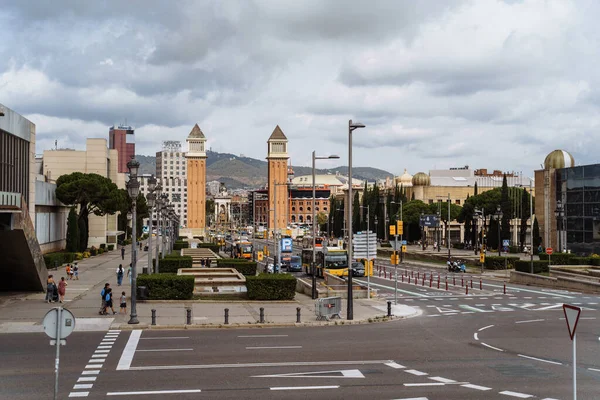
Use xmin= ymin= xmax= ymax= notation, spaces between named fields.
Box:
xmin=0 ymin=244 xmax=418 ymax=333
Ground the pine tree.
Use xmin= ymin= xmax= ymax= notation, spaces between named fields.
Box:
xmin=352 ymin=191 xmax=360 ymax=234
xmin=532 ymin=216 xmax=541 ymax=249
xmin=474 ymin=181 xmax=478 ymax=196
xmin=66 ymin=207 xmax=79 ymax=252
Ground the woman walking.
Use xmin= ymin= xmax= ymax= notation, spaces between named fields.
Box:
xmin=116 ymin=264 xmax=124 ymax=286
xmin=57 ymin=277 xmax=67 ymax=303
xmin=103 ymin=288 xmax=116 ymax=315
xmin=45 ymin=275 xmax=56 ymax=303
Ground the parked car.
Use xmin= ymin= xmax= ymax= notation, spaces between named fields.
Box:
xmin=351 ymin=261 xmax=365 ymax=277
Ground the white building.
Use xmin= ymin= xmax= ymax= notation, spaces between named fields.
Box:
xmin=155 ymin=141 xmax=187 ymax=227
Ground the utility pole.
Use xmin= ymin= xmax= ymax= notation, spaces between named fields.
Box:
xmin=447 ymin=193 xmax=451 ymax=261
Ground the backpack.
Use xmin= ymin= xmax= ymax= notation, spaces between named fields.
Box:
xmin=105 ymin=292 xmax=111 ymax=302
xmin=101 ymin=288 xmax=106 ymax=299
xmin=117 ymin=268 xmax=123 ymax=277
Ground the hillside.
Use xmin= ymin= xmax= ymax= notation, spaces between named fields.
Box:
xmin=136 ymin=150 xmax=393 ymax=189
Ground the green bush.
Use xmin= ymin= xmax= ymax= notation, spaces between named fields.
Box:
xmin=538 ymin=253 xmax=574 ymax=264
xmin=99 ymin=244 xmax=106 ymax=250
xmin=98 ymin=248 xmax=105 ymax=254
xmin=90 ymin=247 xmax=98 ymax=256
xmin=107 ymin=244 xmax=114 ymax=251
xmin=508 ymin=246 xmax=519 ymax=254
xmin=137 ymin=274 xmax=194 ymax=300
xmin=173 ymin=240 xmax=189 ymax=250
xmin=484 ymin=256 xmax=519 ymax=270
xmin=43 ymin=252 xmax=78 ymax=268
xmin=197 ymin=243 xmax=220 ymax=253
xmin=246 ymin=273 xmax=296 ymax=300
xmin=515 ymin=260 xmax=549 ymax=274
xmin=216 ymin=259 xmax=258 ymax=276
xmin=156 ymin=256 xmax=193 ymax=273
xmin=568 ymin=257 xmax=592 ymax=265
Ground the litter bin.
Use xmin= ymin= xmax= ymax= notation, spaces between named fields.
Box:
xmin=137 ymin=286 xmax=149 ymax=300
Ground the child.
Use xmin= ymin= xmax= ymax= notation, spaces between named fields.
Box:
xmin=73 ymin=263 xmax=79 ymax=280
xmin=104 ymin=288 xmax=116 ymax=315
xmin=120 ymin=291 xmax=127 ymax=314
xmin=65 ymin=264 xmax=71 ymax=280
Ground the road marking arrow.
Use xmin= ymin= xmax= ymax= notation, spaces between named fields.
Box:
xmin=254 ymin=369 xmax=365 ymax=378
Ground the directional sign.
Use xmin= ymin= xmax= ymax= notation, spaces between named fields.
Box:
xmin=389 ymin=225 xmax=396 ymax=235
xmin=257 ymin=251 xmax=264 ymax=261
xmin=401 ymin=240 xmax=407 ymax=245
xmin=419 ymin=214 xmax=440 ymax=227
xmin=396 ymin=221 xmax=403 ymax=235
xmin=563 ymin=304 xmax=581 ymax=340
xmin=43 ymin=307 xmax=75 ymax=340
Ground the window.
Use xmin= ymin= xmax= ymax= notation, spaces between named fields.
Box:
xmin=299 ymin=207 xmax=303 ymax=212
xmin=428 ymin=199 xmax=434 ymax=204
xmin=455 ymin=199 xmax=460 ymax=205
xmin=307 ymin=207 xmax=311 ymax=212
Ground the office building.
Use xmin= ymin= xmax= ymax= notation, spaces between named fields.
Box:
xmin=155 ymin=140 xmax=188 ymax=227
xmin=109 ymin=125 xmax=135 ymax=173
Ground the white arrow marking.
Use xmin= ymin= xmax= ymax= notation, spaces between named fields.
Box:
xmin=254 ymin=369 xmax=365 ymax=378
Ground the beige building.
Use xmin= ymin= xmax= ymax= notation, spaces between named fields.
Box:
xmin=267 ymin=126 xmax=289 ymax=232
xmin=41 ymin=138 xmax=126 ymax=247
xmin=185 ymin=124 xmax=207 ymax=235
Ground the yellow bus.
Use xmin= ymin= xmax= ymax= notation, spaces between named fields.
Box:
xmin=301 ymin=247 xmax=348 ymax=277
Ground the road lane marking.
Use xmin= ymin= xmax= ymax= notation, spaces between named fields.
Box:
xmin=270 ymin=386 xmax=339 ymax=390
xmin=73 ymin=384 xmax=93 ymax=390
xmin=473 ymin=333 xmax=479 ymax=340
xmin=87 ymin=359 xmax=104 ymax=363
xmin=117 ymin=330 xmax=142 ymax=371
xmin=429 ymin=377 xmax=456 ymax=383
xmin=137 ymin=348 xmax=193 ymax=352
xmin=81 ymin=371 xmax=100 ymax=375
xmin=127 ymin=360 xmax=392 ymax=371
xmin=481 ymin=343 xmax=504 ymax=352
xmin=459 ymin=305 xmax=492 ymax=313
xmin=246 ymin=346 xmax=302 ymax=349
xmin=107 ymin=389 xmax=202 ymax=396
xmin=98 ymin=346 xmax=112 ymax=349
xmin=461 ymin=384 xmax=492 ymax=390
xmin=405 ymin=369 xmax=427 ymax=376
xmin=517 ymin=354 xmax=562 ymax=365
xmin=91 ymin=354 xmax=107 ymax=358
xmin=84 ymin=364 xmax=103 ymax=369
xmin=536 ymin=304 xmax=562 ymax=310
xmin=515 ymin=319 xmax=545 ymax=324
xmin=499 ymin=390 xmax=533 ymax=398
xmin=478 ymin=325 xmax=494 ymax=331
xmin=588 ymin=367 xmax=600 ymax=372
xmin=355 ymin=279 xmax=429 ymax=297
xmin=139 ymin=336 xmax=189 ymax=340
xmin=77 ymin=377 xmax=96 ymax=382
xmin=390 ymin=397 xmax=429 ymax=400
xmin=404 ymin=383 xmax=443 ymax=387
xmin=238 ymin=335 xmax=289 ymax=338
xmin=385 ymin=362 xmax=405 ymax=369
xmin=68 ymin=392 xmax=89 ymax=397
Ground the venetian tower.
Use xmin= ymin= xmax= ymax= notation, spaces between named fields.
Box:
xmin=267 ymin=125 xmax=289 ymax=235
xmin=185 ymin=124 xmax=207 ymax=234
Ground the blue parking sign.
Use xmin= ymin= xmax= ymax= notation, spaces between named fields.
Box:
xmin=502 ymin=239 xmax=510 ymax=247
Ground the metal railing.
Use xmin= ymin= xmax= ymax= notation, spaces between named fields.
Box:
xmin=315 ymin=296 xmax=342 ymax=321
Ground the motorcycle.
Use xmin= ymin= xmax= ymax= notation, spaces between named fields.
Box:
xmin=447 ymin=260 xmax=466 ymax=273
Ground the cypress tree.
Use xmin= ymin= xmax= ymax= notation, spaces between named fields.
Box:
xmin=500 ymin=174 xmax=512 ymax=245
xmin=519 ymin=188 xmax=531 ymax=250
xmin=532 ymin=217 xmax=541 ymax=249
xmin=66 ymin=207 xmax=79 ymax=252
xmin=352 ymin=191 xmax=360 ymax=234
xmin=474 ymin=181 xmax=478 ymax=196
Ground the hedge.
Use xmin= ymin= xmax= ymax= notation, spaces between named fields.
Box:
xmin=538 ymin=253 xmax=574 ymax=264
xmin=484 ymin=256 xmax=519 ymax=270
xmin=216 ymin=259 xmax=258 ymax=276
xmin=43 ymin=252 xmax=79 ymax=268
xmin=137 ymin=274 xmax=194 ymax=300
xmin=515 ymin=260 xmax=549 ymax=274
xmin=173 ymin=240 xmax=189 ymax=250
xmin=246 ymin=273 xmax=296 ymax=300
xmin=154 ymin=256 xmax=193 ymax=273
xmin=107 ymin=244 xmax=114 ymax=251
xmin=197 ymin=243 xmax=220 ymax=253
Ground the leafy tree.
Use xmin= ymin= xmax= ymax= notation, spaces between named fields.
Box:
xmin=56 ymin=172 xmax=123 ymax=251
xmin=317 ymin=211 xmax=328 ymax=229
xmin=401 ymin=200 xmax=430 ymax=242
xmin=66 ymin=207 xmax=79 ymax=252
xmin=206 ymin=198 xmax=215 ymax=219
xmin=488 ymin=217 xmax=499 ymax=251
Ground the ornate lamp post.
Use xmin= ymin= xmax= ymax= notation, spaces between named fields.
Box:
xmin=146 ymin=175 xmax=156 ymax=274
xmin=126 ymin=158 xmax=140 ymax=325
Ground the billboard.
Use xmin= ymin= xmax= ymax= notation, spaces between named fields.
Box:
xmin=419 ymin=214 xmax=440 ymax=227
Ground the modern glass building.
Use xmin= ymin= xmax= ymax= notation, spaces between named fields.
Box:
xmin=556 ymin=163 xmax=600 ymax=255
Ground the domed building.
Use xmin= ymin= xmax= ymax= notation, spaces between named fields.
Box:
xmin=411 ymin=172 xmax=431 ymax=186
xmin=544 ymin=150 xmax=575 ymax=170
xmin=394 ymin=169 xmax=413 ymax=188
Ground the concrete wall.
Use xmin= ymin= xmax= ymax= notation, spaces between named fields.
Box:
xmin=35 ymin=179 xmax=69 ymax=253
xmin=510 ymin=270 xmax=600 ymax=294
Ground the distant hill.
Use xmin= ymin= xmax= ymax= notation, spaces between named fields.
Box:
xmin=136 ymin=150 xmax=393 ymax=189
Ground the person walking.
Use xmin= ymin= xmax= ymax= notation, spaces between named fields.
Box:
xmin=127 ymin=264 xmax=132 ymax=285
xmin=206 ymin=258 xmax=211 ymax=268
xmin=200 ymin=258 xmax=205 ymax=267
xmin=45 ymin=275 xmax=56 ymax=303
xmin=57 ymin=277 xmax=67 ymax=303
xmin=116 ymin=264 xmax=124 ymax=286
xmin=119 ymin=291 xmax=127 ymax=314
xmin=104 ymin=288 xmax=116 ymax=315
xmin=73 ymin=263 xmax=79 ymax=280
xmin=121 ymin=245 xmax=125 ymax=260
xmin=99 ymin=283 xmax=110 ymax=315
xmin=65 ymin=264 xmax=71 ymax=280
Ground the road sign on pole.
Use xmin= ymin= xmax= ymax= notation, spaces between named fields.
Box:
xmin=546 ymin=247 xmax=553 ymax=255
xmin=563 ymin=304 xmax=581 ymax=400
xmin=43 ymin=307 xmax=76 ymax=400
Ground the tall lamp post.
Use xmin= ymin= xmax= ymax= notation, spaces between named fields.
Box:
xmin=555 ymin=199 xmax=564 ymax=253
xmin=446 ymin=193 xmax=451 ymax=260
xmin=146 ymin=175 xmax=156 ymax=274
xmin=494 ymin=205 xmax=503 ymax=256
xmin=312 ymin=151 xmax=340 ymax=299
xmin=154 ymin=184 xmax=162 ymax=272
xmin=126 ymin=158 xmax=140 ymax=325
xmin=347 ymin=119 xmax=365 ymax=320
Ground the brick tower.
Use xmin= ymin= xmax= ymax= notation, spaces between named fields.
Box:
xmin=185 ymin=124 xmax=207 ymax=234
xmin=267 ymin=125 xmax=289 ymax=236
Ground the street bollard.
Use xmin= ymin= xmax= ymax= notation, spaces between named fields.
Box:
xmin=224 ymin=308 xmax=229 ymax=325
xmin=453 ymin=276 xmax=456 ymax=286
xmin=259 ymin=307 xmax=265 ymax=323
xmin=186 ymin=308 xmax=192 ymax=325
xmin=437 ymin=279 xmax=440 ymax=289
xmin=504 ymin=283 xmax=506 ymax=295
xmin=296 ymin=307 xmax=301 ymax=323
xmin=401 ymin=274 xmax=404 ymax=283
xmin=408 ymin=276 xmax=411 ymax=284
xmin=461 ymin=277 xmax=464 ymax=287
xmin=466 ymin=285 xmax=469 ymax=295
xmin=411 ymin=270 xmax=414 ymax=278
xmin=387 ymin=301 xmax=392 ymax=317
xmin=470 ymin=280 xmax=473 ymax=289
xmin=417 ymin=272 xmax=420 ymax=280
xmin=151 ymin=309 xmax=156 ymax=326
xmin=445 ymin=279 xmax=448 ymax=291
xmin=429 ymin=277 xmax=432 ymax=288
xmin=480 ymin=279 xmax=482 ymax=290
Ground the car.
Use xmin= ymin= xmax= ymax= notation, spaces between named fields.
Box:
xmin=351 ymin=261 xmax=365 ymax=277
xmin=287 ymin=256 xmax=302 ymax=272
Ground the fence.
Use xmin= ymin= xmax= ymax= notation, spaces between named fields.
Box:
xmin=315 ymin=296 xmax=342 ymax=321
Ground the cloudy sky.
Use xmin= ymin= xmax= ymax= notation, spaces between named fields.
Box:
xmin=1 ymin=0 xmax=598 ymax=176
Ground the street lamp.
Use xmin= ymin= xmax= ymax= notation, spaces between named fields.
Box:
xmin=494 ymin=205 xmax=503 ymax=256
xmin=312 ymin=151 xmax=340 ymax=299
xmin=555 ymin=199 xmax=565 ymax=253
xmin=146 ymin=176 xmax=156 ymax=274
xmin=126 ymin=157 xmax=140 ymax=325
xmin=347 ymin=119 xmax=365 ymax=321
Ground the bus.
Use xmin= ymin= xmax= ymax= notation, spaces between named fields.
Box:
xmin=301 ymin=247 xmax=348 ymax=277
xmin=301 ymin=236 xmax=324 ymax=249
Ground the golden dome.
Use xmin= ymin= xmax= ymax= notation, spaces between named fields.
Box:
xmin=412 ymin=172 xmax=430 ymax=186
xmin=544 ymin=150 xmax=575 ymax=170
xmin=394 ymin=168 xmax=413 ymax=186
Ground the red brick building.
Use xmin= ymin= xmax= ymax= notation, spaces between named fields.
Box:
xmin=108 ymin=125 xmax=135 ymax=173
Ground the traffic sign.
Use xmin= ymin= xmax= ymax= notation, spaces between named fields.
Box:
xmin=388 ymin=241 xmax=401 ymax=251
xmin=563 ymin=304 xmax=581 ymax=340
xmin=401 ymin=245 xmax=406 ymax=253
xmin=389 ymin=225 xmax=396 ymax=235
xmin=546 ymin=247 xmax=553 ymax=255
xmin=401 ymin=240 xmax=407 ymax=245
xmin=396 ymin=221 xmax=403 ymax=235
xmin=43 ymin=307 xmax=75 ymax=340
xmin=503 ymin=239 xmax=510 ymax=247
xmin=390 ymin=253 xmax=399 ymax=265
xmin=480 ymin=252 xmax=485 ymax=263
xmin=257 ymin=251 xmax=264 ymax=261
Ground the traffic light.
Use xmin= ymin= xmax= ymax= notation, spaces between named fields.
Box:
xmin=397 ymin=221 xmax=403 ymax=235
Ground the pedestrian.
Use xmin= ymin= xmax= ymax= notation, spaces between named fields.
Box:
xmin=69 ymin=264 xmax=75 ymax=280
xmin=119 ymin=291 xmax=127 ymax=314
xmin=200 ymin=258 xmax=205 ymax=267
xmin=104 ymin=288 xmax=116 ymax=315
xmin=73 ymin=263 xmax=79 ymax=280
xmin=206 ymin=258 xmax=211 ymax=268
xmin=45 ymin=275 xmax=56 ymax=303
xmin=65 ymin=264 xmax=71 ymax=280
xmin=57 ymin=277 xmax=67 ymax=303
xmin=121 ymin=245 xmax=125 ymax=260
xmin=116 ymin=264 xmax=124 ymax=286
xmin=99 ymin=283 xmax=110 ymax=315
xmin=127 ymin=264 xmax=132 ymax=285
